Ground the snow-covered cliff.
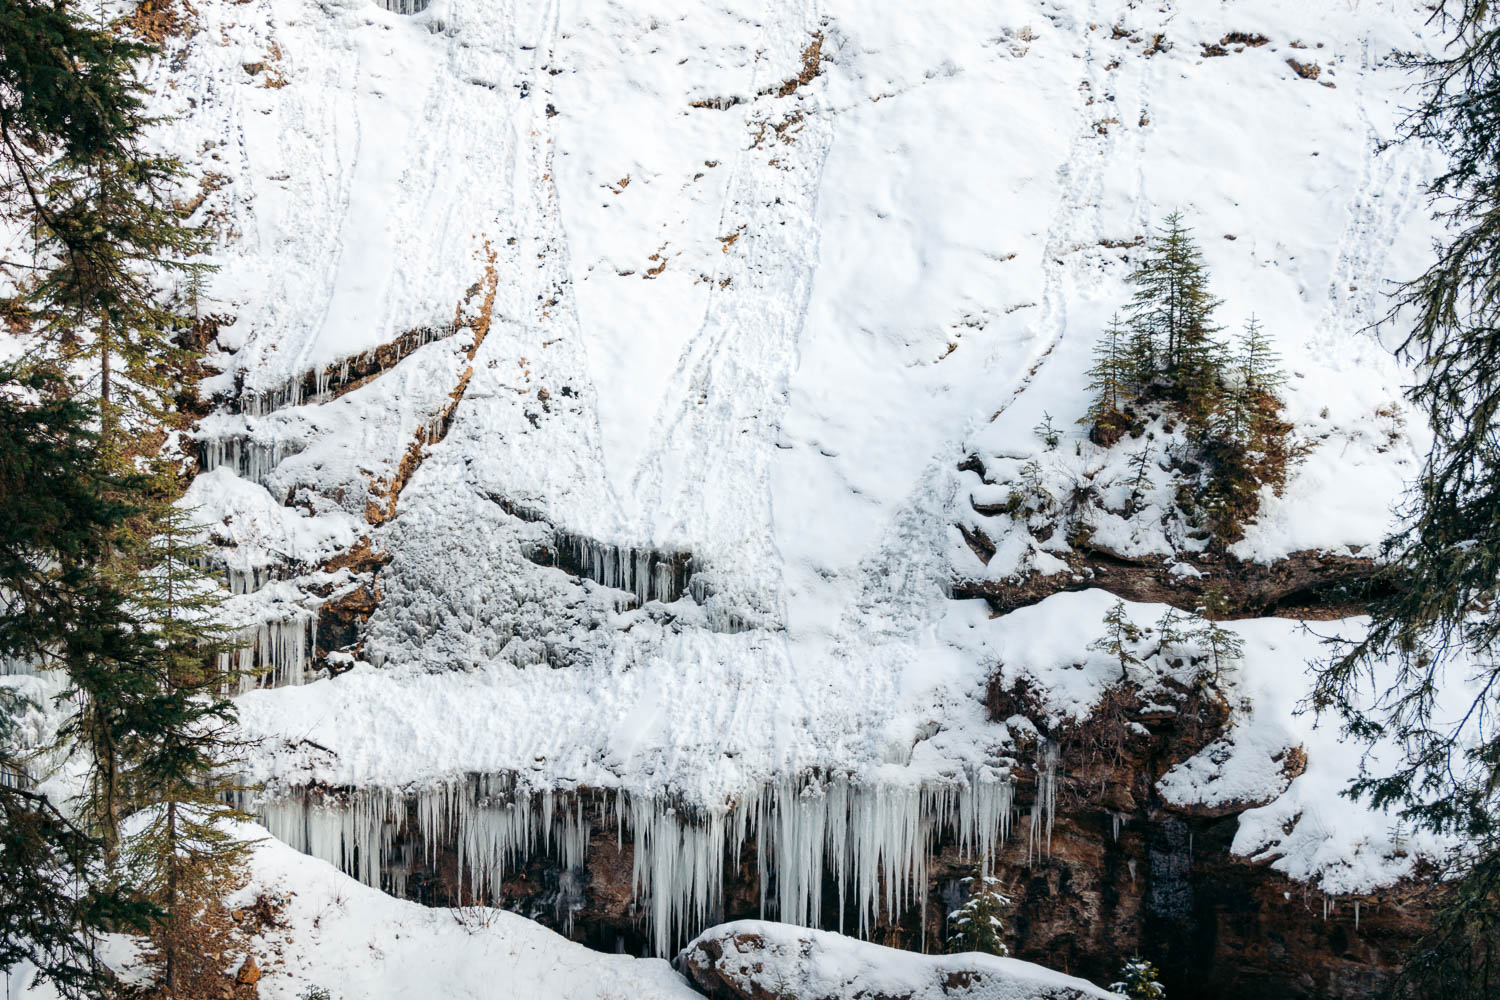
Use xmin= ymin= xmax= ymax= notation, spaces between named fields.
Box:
xmin=10 ymin=0 xmax=1459 ymax=989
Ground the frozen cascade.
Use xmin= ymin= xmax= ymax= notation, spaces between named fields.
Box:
xmin=1028 ymin=741 xmax=1059 ymax=864
xmin=529 ymin=529 xmax=694 ymax=607
xmin=220 ymin=609 xmax=318 ymax=692
xmin=197 ymin=433 xmax=305 ymax=486
xmin=1 ymin=651 xmax=35 ymax=676
xmin=222 ymin=561 xmax=281 ymax=596
xmin=254 ymin=770 xmax=1016 ymax=955
xmin=232 ymin=325 xmax=451 ymax=417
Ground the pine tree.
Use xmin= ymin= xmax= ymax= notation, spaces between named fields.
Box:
xmin=3 ymin=4 xmax=239 ymax=994
xmin=1308 ymin=5 xmax=1500 ymax=996
xmin=121 ymin=504 xmax=248 ymax=995
xmin=0 ymin=365 xmax=157 ymax=998
xmin=1236 ymin=315 xmax=1285 ymax=399
xmin=1091 ymin=601 xmax=1143 ymax=681
xmin=945 ymin=873 xmax=1010 ymax=956
xmin=1085 ymin=314 xmax=1133 ymax=432
xmin=32 ymin=152 xmax=211 ymax=441
xmin=1125 ymin=443 xmax=1154 ymax=516
xmin=1222 ymin=315 xmax=1286 ymax=447
xmin=1034 ymin=411 xmax=1061 ymax=450
xmin=1 ymin=719 xmax=156 ymax=1000
xmin=1126 ymin=212 xmax=1223 ymax=390
xmin=1110 ymin=956 xmax=1166 ymax=999
xmin=1176 ymin=331 xmax=1229 ymax=435
xmin=1153 ymin=607 xmax=1190 ymax=662
xmin=1189 ymin=611 xmax=1244 ymax=686
xmin=2 ymin=0 xmax=211 ymax=445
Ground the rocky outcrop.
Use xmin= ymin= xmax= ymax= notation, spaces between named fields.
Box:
xmin=966 ymin=679 xmax=1434 ymax=999
xmin=312 ymin=692 xmax=1434 ymax=1000
xmin=954 ymin=546 xmax=1383 ymax=621
xmin=678 ymin=922 xmax=1117 ymax=1000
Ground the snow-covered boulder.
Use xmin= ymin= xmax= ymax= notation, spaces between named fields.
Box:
xmin=679 ymin=921 xmax=1119 ymax=1000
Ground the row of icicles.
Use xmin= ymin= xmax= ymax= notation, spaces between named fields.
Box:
xmin=251 ymin=764 xmax=1061 ymax=956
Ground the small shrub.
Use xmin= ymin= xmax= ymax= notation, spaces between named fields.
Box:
xmin=1110 ymin=956 xmax=1166 ymax=999
xmin=946 ymin=873 xmax=1011 ymax=956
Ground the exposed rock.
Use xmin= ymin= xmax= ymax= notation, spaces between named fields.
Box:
xmin=235 ymin=955 xmax=261 ymax=985
xmin=954 ymin=547 xmax=1381 ymax=620
xmin=1287 ymin=58 xmax=1321 ymax=80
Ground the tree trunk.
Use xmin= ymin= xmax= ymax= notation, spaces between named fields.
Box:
xmin=165 ymin=799 xmax=178 ymax=995
xmin=99 ymin=322 xmax=112 ymax=442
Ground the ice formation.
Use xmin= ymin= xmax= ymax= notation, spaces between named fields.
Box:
xmin=529 ymin=531 xmax=693 ymax=607
xmin=255 ymin=769 xmax=1016 ymax=955
xmin=232 ymin=326 xmax=454 ymax=418
xmin=197 ymin=433 xmax=306 ymax=487
xmin=222 ymin=611 xmax=319 ymax=693
xmin=1028 ymin=742 xmax=1059 ymax=864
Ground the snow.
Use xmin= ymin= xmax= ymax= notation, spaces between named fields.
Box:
xmin=680 ymin=919 xmax=1120 ymax=999
xmin=7 ymin=820 xmax=702 ymax=1000
xmin=1157 ymin=613 xmax=1455 ymax=894
xmin=163 ymin=0 xmax=1448 ymax=906
xmin=0 ymin=0 xmax=1465 ymax=965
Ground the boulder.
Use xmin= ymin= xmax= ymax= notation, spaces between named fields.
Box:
xmin=678 ymin=921 xmax=1118 ymax=1000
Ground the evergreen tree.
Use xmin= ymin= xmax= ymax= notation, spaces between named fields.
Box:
xmin=1091 ymin=601 xmax=1143 ymax=681
xmin=0 ymin=365 xmax=157 ymax=997
xmin=1124 ymin=442 xmax=1154 ymax=516
xmin=1189 ymin=611 xmax=1244 ymax=686
xmin=0 ymin=717 xmax=155 ymax=1000
xmin=31 ymin=150 xmax=211 ymax=440
xmin=2 ymin=0 xmax=210 ymax=443
xmin=1236 ymin=315 xmax=1285 ymax=400
xmin=1110 ymin=956 xmax=1166 ymax=999
xmin=1085 ymin=314 xmax=1132 ymax=428
xmin=3 ymin=3 xmax=240 ymax=994
xmin=1126 ymin=212 xmax=1223 ymax=392
xmin=1153 ymin=607 xmax=1190 ymax=661
xmin=945 ymin=873 xmax=1010 ymax=956
xmin=0 ymin=0 xmax=157 ymax=165
xmin=119 ymin=504 xmax=248 ymax=996
xmin=1309 ymin=4 xmax=1500 ymax=997
xmin=1220 ymin=315 xmax=1286 ymax=446
xmin=1034 ymin=411 xmax=1061 ymax=450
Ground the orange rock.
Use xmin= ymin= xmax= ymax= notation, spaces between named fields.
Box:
xmin=236 ymin=956 xmax=261 ymax=986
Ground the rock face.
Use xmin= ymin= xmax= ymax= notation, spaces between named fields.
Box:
xmin=329 ymin=678 xmax=1432 ymax=999
xmin=678 ymin=921 xmax=1117 ymax=1000
xmin=953 ymin=544 xmax=1382 ymax=622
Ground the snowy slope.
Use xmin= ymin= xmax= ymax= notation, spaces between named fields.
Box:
xmin=0 ymin=0 xmax=1456 ymax=959
xmin=4 ymin=822 xmax=702 ymax=1000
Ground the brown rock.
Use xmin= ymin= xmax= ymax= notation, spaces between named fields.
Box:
xmin=1287 ymin=57 xmax=1321 ymax=80
xmin=235 ymin=956 xmax=261 ymax=986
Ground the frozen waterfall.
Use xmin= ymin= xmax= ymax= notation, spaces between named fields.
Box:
xmin=255 ymin=770 xmax=1016 ymax=955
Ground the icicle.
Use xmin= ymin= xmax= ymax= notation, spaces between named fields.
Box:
xmin=256 ymin=768 xmax=1020 ymax=958
xmin=1027 ymin=742 xmax=1058 ymax=863
xmin=197 ymin=433 xmax=305 ymax=485
xmin=536 ymin=530 xmax=694 ymax=606
xmin=223 ymin=608 xmax=318 ymax=692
